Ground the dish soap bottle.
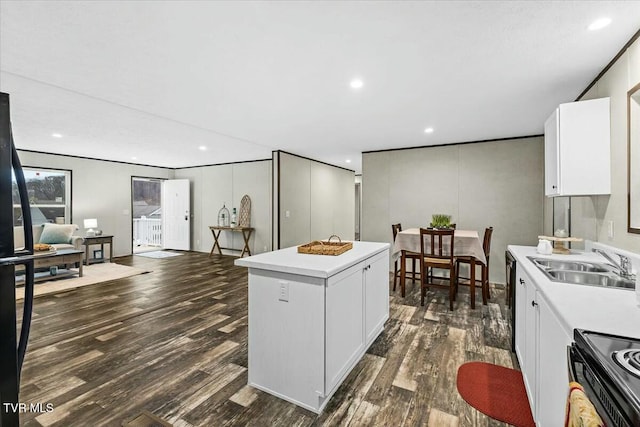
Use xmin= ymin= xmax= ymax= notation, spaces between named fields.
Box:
xmin=231 ymin=208 xmax=237 ymax=227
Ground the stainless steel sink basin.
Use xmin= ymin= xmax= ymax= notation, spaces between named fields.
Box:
xmin=527 ymin=256 xmax=635 ymax=290
xmin=532 ymin=259 xmax=610 ymax=273
xmin=546 ymin=270 xmax=635 ymax=289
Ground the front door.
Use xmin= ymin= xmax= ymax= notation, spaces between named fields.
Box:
xmin=162 ymin=179 xmax=190 ymax=250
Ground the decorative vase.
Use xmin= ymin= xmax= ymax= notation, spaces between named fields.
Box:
xmin=231 ymin=208 xmax=237 ymax=227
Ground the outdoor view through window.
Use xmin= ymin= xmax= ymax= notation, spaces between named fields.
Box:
xmin=132 ymin=177 xmax=162 ymax=252
xmin=12 ymin=168 xmax=71 ymax=226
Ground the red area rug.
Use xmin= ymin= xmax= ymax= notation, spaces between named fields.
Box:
xmin=457 ymin=362 xmax=535 ymax=427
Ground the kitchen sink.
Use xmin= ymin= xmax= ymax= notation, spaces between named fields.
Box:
xmin=546 ymin=270 xmax=635 ymax=289
xmin=531 ymin=259 xmax=610 ymax=273
xmin=527 ymin=256 xmax=635 ymax=290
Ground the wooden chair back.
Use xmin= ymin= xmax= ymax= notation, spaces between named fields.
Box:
xmin=392 ymin=223 xmax=402 ymax=241
xmin=419 ymin=228 xmax=455 ymax=261
xmin=483 ymin=227 xmax=493 ymax=257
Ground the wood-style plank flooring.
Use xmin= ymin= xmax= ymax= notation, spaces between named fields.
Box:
xmin=17 ymin=252 xmax=516 ymax=426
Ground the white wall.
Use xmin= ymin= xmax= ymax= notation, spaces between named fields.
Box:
xmin=277 ymin=151 xmax=355 ymax=248
xmin=277 ymin=152 xmax=311 ymax=248
xmin=547 ymin=37 xmax=640 ymax=252
xmin=175 ymin=160 xmax=272 ymax=255
xmin=17 ymin=150 xmax=173 ymax=257
xmin=362 ymin=137 xmax=544 ymax=284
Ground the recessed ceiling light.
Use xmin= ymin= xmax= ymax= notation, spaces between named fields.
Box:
xmin=350 ymin=79 xmax=364 ymax=89
xmin=588 ymin=17 xmax=611 ymax=31
xmin=198 ymin=146 xmax=207 ymax=151
xmin=51 ymin=133 xmax=62 ymax=138
xmin=424 ymin=127 xmax=434 ymax=134
xmin=345 ymin=159 xmax=352 ymax=163
xmin=131 ymin=156 xmax=137 ymax=160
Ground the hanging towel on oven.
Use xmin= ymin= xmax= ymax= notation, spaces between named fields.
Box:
xmin=565 ymin=381 xmax=605 ymax=427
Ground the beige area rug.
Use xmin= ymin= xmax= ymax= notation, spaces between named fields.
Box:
xmin=16 ymin=263 xmax=150 ymax=300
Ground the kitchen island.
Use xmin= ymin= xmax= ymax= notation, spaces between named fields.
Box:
xmin=235 ymin=241 xmax=390 ymax=413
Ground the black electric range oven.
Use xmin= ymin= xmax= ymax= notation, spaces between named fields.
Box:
xmin=568 ymin=329 xmax=640 ymax=427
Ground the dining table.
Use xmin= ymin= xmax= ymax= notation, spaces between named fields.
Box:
xmin=392 ymin=228 xmax=487 ymax=309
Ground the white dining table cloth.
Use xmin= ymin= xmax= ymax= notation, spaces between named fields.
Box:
xmin=392 ymin=228 xmax=487 ymax=265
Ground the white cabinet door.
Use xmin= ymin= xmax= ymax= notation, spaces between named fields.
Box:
xmin=544 ymin=97 xmax=610 ymax=196
xmin=325 ymin=264 xmax=365 ymax=394
xmin=364 ymin=250 xmax=389 ymax=344
xmin=524 ymin=276 xmax=539 ymax=417
xmin=537 ymin=296 xmax=572 ymax=427
xmin=544 ymin=110 xmax=560 ymax=196
xmin=514 ymin=268 xmax=529 ymax=368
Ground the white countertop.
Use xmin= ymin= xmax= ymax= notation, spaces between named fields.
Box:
xmin=508 ymin=245 xmax=640 ymax=339
xmin=235 ymin=241 xmax=390 ymax=278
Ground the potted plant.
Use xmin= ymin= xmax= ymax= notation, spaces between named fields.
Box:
xmin=430 ymin=214 xmax=452 ymax=229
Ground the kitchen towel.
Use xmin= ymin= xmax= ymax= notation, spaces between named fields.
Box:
xmin=565 ymin=381 xmax=604 ymax=427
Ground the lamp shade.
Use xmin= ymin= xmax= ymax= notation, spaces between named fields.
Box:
xmin=83 ymin=218 xmax=98 ymax=229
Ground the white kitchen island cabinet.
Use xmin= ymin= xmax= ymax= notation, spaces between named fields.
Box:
xmin=235 ymin=241 xmax=390 ymax=413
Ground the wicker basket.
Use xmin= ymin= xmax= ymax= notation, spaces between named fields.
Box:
xmin=297 ymin=235 xmax=353 ymax=256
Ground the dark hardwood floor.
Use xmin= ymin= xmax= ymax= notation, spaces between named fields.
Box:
xmin=16 ymin=252 xmax=515 ymax=426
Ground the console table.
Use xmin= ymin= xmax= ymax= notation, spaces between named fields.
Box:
xmin=208 ymin=226 xmax=254 ymax=257
xmin=83 ymin=235 xmax=114 ymax=265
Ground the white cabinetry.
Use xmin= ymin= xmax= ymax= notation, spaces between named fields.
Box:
xmin=365 ymin=251 xmax=390 ymax=343
xmin=515 ymin=267 xmax=538 ymax=415
xmin=523 ymin=273 xmax=539 ymax=416
xmin=326 ymin=264 xmax=365 ymax=393
xmin=537 ymin=297 xmax=572 ymax=427
xmin=514 ymin=268 xmax=529 ymax=374
xmin=544 ymin=97 xmax=610 ymax=196
xmin=515 ymin=263 xmax=572 ymax=426
xmin=238 ymin=242 xmax=389 ymax=413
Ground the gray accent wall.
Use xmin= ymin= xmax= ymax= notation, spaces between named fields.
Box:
xmin=175 ymin=160 xmax=272 ymax=256
xmin=16 ymin=150 xmax=173 ymax=257
xmin=277 ymin=152 xmax=355 ymax=248
xmin=362 ymin=137 xmax=544 ymax=284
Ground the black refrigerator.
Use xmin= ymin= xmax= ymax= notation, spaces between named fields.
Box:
xmin=0 ymin=92 xmax=36 ymax=426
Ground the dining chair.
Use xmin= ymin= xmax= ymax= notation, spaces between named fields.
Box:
xmin=419 ymin=227 xmax=457 ymax=310
xmin=456 ymin=226 xmax=493 ymax=305
xmin=392 ymin=223 xmax=420 ymax=291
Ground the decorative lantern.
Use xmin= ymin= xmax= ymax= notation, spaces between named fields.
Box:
xmin=218 ymin=204 xmax=230 ymax=227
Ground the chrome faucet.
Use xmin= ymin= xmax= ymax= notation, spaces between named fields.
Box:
xmin=593 ymin=248 xmax=635 ymax=279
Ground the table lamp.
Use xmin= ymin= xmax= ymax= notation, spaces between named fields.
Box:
xmin=84 ymin=218 xmax=98 ymax=236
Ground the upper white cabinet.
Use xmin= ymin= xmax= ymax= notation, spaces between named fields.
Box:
xmin=544 ymin=97 xmax=611 ymax=196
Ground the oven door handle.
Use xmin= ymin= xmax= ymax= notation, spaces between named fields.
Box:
xmin=567 ymin=345 xmax=578 ymax=383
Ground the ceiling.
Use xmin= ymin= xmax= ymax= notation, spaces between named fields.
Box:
xmin=1 ymin=1 xmax=639 ymax=174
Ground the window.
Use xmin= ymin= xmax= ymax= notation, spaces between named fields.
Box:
xmin=12 ymin=168 xmax=71 ymax=226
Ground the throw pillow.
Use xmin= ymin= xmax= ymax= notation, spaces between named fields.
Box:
xmin=38 ymin=223 xmax=76 ymax=244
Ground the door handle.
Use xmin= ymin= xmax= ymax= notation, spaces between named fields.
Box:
xmin=519 ymin=278 xmax=525 ymax=285
xmin=531 ymin=300 xmax=538 ymax=307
